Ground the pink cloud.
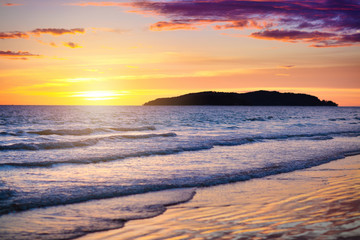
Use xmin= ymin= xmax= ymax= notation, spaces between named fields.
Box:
xmin=0 ymin=32 xmax=30 ymax=39
xmin=31 ymin=28 xmax=85 ymax=36
xmin=150 ymin=21 xmax=198 ymax=31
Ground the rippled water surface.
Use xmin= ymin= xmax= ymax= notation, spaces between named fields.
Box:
xmin=0 ymin=106 xmax=359 ymax=239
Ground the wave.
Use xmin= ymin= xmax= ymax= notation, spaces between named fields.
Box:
xmin=118 ymin=132 xmax=176 ymax=139
xmin=0 ymin=143 xmax=213 ymax=167
xmin=1 ymin=148 xmax=359 ymax=217
xmin=0 ymin=187 xmax=15 ymax=201
xmin=329 ymin=118 xmax=347 ymax=121
xmin=28 ymin=128 xmax=97 ymax=136
xmin=262 ymin=131 xmax=360 ymax=141
xmin=245 ymin=117 xmax=266 ymax=121
xmin=0 ymin=184 xmax=197 ymax=217
xmin=109 ymin=126 xmax=156 ymax=132
xmin=27 ymin=126 xmax=156 ymax=136
xmin=0 ymin=132 xmax=177 ymax=152
xmin=0 ymin=179 xmax=15 ymax=201
xmin=215 ymin=131 xmax=360 ymax=146
xmin=0 ymin=131 xmax=25 ymax=136
xmin=2 ymin=130 xmax=359 ymax=168
xmin=0 ymin=188 xmax=196 ymax=240
xmin=1 ymin=130 xmax=359 ymax=166
xmin=0 ymin=139 xmax=99 ymax=151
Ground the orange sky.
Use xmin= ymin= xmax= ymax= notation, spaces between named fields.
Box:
xmin=0 ymin=0 xmax=359 ymax=106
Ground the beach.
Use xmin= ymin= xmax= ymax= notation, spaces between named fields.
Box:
xmin=79 ymin=154 xmax=360 ymax=240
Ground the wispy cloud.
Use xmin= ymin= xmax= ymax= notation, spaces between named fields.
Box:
xmin=31 ymin=28 xmax=85 ymax=36
xmin=71 ymin=90 xmax=125 ymax=101
xmin=63 ymin=42 xmax=82 ymax=48
xmin=213 ymin=20 xmax=270 ymax=30
xmin=2 ymin=3 xmax=23 ymax=6
xmin=69 ymin=2 xmax=129 ymax=7
xmin=0 ymin=28 xmax=85 ymax=39
xmin=54 ymin=77 xmax=101 ymax=83
xmin=36 ymin=39 xmax=58 ymax=47
xmin=0 ymin=50 xmax=40 ymax=56
xmin=251 ymin=29 xmax=336 ymax=43
xmin=92 ymin=0 xmax=360 ymax=47
xmin=0 ymin=50 xmax=41 ymax=60
xmin=0 ymin=32 xmax=30 ymax=39
xmin=279 ymin=65 xmax=295 ymax=69
xmin=90 ymin=27 xmax=128 ymax=34
xmin=150 ymin=21 xmax=200 ymax=31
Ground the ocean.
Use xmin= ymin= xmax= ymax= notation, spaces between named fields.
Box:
xmin=0 ymin=105 xmax=359 ymax=239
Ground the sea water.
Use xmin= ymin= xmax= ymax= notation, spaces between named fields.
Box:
xmin=0 ymin=105 xmax=359 ymax=239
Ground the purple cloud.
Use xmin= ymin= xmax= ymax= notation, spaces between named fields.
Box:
xmin=0 ymin=50 xmax=41 ymax=60
xmin=251 ymin=30 xmax=336 ymax=41
xmin=118 ymin=0 xmax=360 ymax=47
xmin=0 ymin=50 xmax=40 ymax=56
xmin=0 ymin=28 xmax=85 ymax=39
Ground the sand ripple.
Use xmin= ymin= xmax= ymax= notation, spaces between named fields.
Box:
xmin=79 ymin=155 xmax=360 ymax=240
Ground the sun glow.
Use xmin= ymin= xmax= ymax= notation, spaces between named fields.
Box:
xmin=71 ymin=91 xmax=124 ymax=101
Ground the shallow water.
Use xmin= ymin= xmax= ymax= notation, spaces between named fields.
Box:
xmin=87 ymin=155 xmax=360 ymax=240
xmin=0 ymin=106 xmax=359 ymax=239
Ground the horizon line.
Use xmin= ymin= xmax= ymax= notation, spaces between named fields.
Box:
xmin=1 ymin=104 xmax=358 ymax=107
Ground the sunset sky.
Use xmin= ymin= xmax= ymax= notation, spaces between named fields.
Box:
xmin=0 ymin=0 xmax=359 ymax=106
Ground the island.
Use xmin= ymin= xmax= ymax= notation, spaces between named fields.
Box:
xmin=143 ymin=91 xmax=338 ymax=106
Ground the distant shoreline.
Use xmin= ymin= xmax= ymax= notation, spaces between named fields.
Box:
xmin=144 ymin=90 xmax=338 ymax=106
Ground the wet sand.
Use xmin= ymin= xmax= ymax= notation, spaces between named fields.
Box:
xmin=79 ymin=155 xmax=360 ymax=240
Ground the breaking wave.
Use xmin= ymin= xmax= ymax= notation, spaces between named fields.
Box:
xmin=28 ymin=126 xmax=156 ymax=136
xmin=0 ymin=132 xmax=176 ymax=151
xmin=1 ymin=130 xmax=359 ymax=168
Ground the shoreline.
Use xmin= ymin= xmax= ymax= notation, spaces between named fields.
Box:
xmin=78 ymin=154 xmax=360 ymax=240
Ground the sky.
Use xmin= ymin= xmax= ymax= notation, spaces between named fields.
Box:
xmin=0 ymin=0 xmax=359 ymax=106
